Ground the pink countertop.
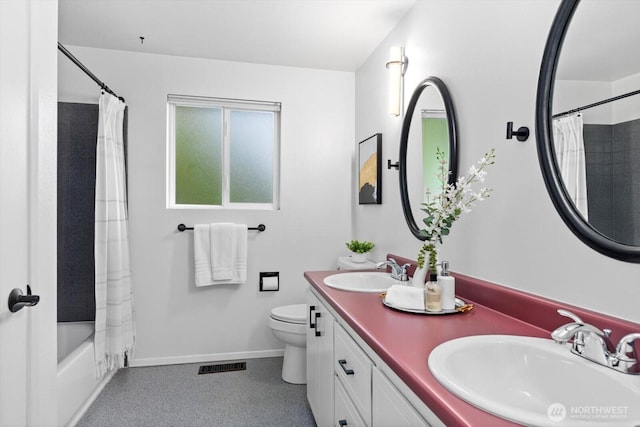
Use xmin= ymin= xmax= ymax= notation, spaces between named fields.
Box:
xmin=304 ymin=254 xmax=640 ymax=427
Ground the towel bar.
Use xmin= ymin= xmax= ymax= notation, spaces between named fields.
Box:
xmin=177 ymin=224 xmax=266 ymax=232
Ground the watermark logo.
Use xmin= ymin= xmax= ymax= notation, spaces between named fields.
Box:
xmin=548 ymin=403 xmax=566 ymax=422
xmin=547 ymin=403 xmax=629 ymax=422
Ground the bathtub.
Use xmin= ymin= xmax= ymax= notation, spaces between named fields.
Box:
xmin=57 ymin=322 xmax=114 ymax=427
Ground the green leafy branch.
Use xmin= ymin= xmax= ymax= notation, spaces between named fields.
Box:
xmin=346 ymin=240 xmax=375 ymax=254
xmin=416 ymin=148 xmax=496 ymax=270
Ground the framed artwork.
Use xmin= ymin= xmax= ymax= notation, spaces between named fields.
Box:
xmin=358 ymin=133 xmax=382 ymax=205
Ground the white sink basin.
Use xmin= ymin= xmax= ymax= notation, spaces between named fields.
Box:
xmin=323 ymin=272 xmax=396 ymax=293
xmin=428 ymin=335 xmax=640 ymax=426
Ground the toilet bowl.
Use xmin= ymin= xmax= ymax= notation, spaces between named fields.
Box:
xmin=269 ymin=304 xmax=307 ymax=384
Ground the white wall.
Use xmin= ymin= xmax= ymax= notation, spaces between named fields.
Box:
xmin=59 ymin=47 xmax=354 ymax=364
xmin=613 ymin=72 xmax=640 ymax=123
xmin=554 ymin=72 xmax=640 ymax=125
xmin=354 ymin=0 xmax=640 ymax=323
xmin=554 ymin=80 xmax=612 ymax=124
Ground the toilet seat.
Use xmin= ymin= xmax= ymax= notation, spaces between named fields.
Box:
xmin=270 ymin=304 xmax=306 ymax=324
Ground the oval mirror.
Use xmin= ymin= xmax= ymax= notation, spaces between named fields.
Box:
xmin=399 ymin=77 xmax=459 ymax=240
xmin=537 ymin=0 xmax=640 ymax=262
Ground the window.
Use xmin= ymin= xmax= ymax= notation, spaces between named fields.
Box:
xmin=167 ymin=95 xmax=281 ymax=209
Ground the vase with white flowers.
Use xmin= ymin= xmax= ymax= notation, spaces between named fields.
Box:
xmin=413 ymin=147 xmax=496 ymax=285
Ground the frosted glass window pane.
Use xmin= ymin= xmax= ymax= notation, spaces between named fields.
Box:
xmin=175 ymin=106 xmax=222 ymax=205
xmin=229 ymin=110 xmax=274 ymax=203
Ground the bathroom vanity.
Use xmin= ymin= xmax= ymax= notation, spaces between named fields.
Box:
xmin=307 ymin=288 xmax=435 ymax=426
xmin=304 ymin=254 xmax=640 ymax=426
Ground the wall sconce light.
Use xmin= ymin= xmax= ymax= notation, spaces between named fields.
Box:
xmin=386 ymin=46 xmax=408 ymax=116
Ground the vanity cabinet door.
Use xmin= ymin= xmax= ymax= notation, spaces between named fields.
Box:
xmin=334 ymin=324 xmax=373 ymax=425
xmin=307 ymin=290 xmax=335 ymax=427
xmin=335 ymin=376 xmax=367 ymax=427
xmin=372 ymin=367 xmax=430 ymax=427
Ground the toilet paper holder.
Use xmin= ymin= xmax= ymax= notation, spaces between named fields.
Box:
xmin=260 ymin=272 xmax=279 ymax=292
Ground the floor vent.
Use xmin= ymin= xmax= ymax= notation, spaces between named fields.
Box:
xmin=198 ymin=361 xmax=247 ymax=375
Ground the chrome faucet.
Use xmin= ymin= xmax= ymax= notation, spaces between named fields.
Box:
xmin=375 ymin=258 xmax=411 ymax=282
xmin=551 ymin=309 xmax=640 ymax=374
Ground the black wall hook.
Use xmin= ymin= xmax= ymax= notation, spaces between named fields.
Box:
xmin=506 ymin=122 xmax=530 ymax=142
xmin=8 ymin=284 xmax=40 ymax=313
xmin=387 ymin=159 xmax=399 ymax=170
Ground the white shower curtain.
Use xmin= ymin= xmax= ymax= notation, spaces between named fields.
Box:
xmin=552 ymin=112 xmax=589 ymax=220
xmin=94 ymin=92 xmax=135 ymax=376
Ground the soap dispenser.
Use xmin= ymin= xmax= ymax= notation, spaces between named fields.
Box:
xmin=425 ymin=273 xmax=441 ymax=312
xmin=439 ymin=261 xmax=456 ymax=311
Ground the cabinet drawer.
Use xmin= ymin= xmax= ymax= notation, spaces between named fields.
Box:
xmin=335 ymin=376 xmax=367 ymax=427
xmin=334 ymin=325 xmax=372 ymax=424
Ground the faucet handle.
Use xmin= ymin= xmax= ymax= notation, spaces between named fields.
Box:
xmin=557 ymin=309 xmax=584 ymax=324
xmin=399 ymin=263 xmax=411 ymax=281
xmin=616 ymin=333 xmax=640 ymax=361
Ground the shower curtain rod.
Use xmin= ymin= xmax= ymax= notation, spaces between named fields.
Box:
xmin=58 ymin=42 xmax=125 ymax=102
xmin=553 ymin=88 xmax=640 ymax=118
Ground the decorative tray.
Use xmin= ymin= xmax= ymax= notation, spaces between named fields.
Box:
xmin=381 ymin=296 xmax=471 ymax=315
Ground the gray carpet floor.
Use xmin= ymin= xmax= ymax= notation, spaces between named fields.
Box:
xmin=77 ymin=357 xmax=316 ymax=427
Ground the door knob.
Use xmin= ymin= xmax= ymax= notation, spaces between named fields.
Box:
xmin=8 ymin=284 xmax=40 ymax=313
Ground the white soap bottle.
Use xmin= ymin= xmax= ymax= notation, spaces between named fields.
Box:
xmin=439 ymin=260 xmax=456 ymax=311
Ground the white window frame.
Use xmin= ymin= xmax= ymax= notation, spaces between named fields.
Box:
xmin=167 ymin=94 xmax=281 ymax=210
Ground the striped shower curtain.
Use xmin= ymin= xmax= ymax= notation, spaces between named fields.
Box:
xmin=94 ymin=92 xmax=135 ymax=376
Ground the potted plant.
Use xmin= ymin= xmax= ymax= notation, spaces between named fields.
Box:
xmin=346 ymin=240 xmax=374 ymax=263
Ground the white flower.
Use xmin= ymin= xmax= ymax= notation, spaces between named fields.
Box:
xmin=417 ymin=147 xmax=496 ymax=269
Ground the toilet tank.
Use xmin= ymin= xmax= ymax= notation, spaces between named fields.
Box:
xmin=337 ymin=256 xmax=376 ymax=270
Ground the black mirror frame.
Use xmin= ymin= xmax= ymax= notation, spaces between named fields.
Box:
xmin=399 ymin=76 xmax=459 ymax=241
xmin=536 ymin=0 xmax=640 ymax=262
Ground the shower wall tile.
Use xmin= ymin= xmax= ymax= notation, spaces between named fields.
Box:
xmin=584 ymin=124 xmax=614 ymax=239
xmin=613 ymin=118 xmax=640 ymax=245
xmin=57 ymin=102 xmax=98 ymax=322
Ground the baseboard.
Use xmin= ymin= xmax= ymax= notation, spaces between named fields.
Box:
xmin=128 ymin=348 xmax=285 ymax=368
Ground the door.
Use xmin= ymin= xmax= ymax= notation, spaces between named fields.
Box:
xmin=0 ymin=0 xmax=58 ymax=425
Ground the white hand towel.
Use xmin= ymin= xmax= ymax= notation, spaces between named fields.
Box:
xmin=210 ymin=223 xmax=234 ymax=280
xmin=209 ymin=223 xmax=248 ymax=285
xmin=194 ymin=223 xmax=248 ymax=286
xmin=229 ymin=224 xmax=247 ymax=284
xmin=194 ymin=224 xmax=213 ymax=287
xmin=385 ymin=284 xmax=425 ymax=311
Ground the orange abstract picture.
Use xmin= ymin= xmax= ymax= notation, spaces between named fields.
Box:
xmin=358 ymin=133 xmax=382 ymax=204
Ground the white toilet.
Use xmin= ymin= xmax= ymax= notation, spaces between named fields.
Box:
xmin=269 ymin=303 xmax=307 ymax=384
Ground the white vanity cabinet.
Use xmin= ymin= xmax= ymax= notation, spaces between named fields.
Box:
xmin=334 ymin=324 xmax=372 ymax=425
xmin=307 ymin=290 xmax=335 ymax=427
xmin=335 ymin=377 xmax=367 ymax=427
xmin=334 ymin=323 xmax=429 ymax=427
xmin=372 ymin=367 xmax=429 ymax=427
xmin=308 ymin=287 xmax=437 ymax=427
